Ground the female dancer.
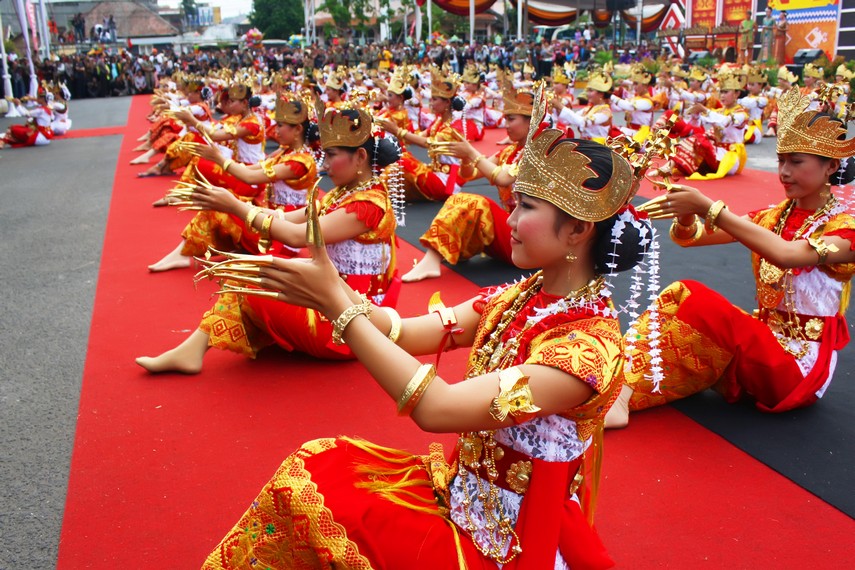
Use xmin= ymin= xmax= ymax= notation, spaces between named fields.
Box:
xmin=0 ymin=88 xmax=53 ymax=148
xmin=200 ymin=85 xmax=653 ymax=569
xmin=146 ymin=94 xmax=319 ymax=272
xmin=402 ymin=74 xmax=532 ymax=282
xmin=383 ymin=65 xmax=466 ymax=201
xmin=551 ymin=68 xmax=614 ymax=143
xmin=607 ymin=88 xmax=855 ymax=428
xmin=136 ymin=105 xmax=401 ymax=371
xmin=610 ymin=64 xmax=655 ymax=142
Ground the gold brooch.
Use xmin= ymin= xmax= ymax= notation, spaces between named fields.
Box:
xmin=506 ymin=460 xmax=532 ymax=494
xmin=804 ymin=318 xmax=824 ymax=341
xmin=459 ymin=435 xmax=483 ymax=468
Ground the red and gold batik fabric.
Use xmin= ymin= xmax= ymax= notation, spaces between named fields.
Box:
xmin=419 ymin=144 xmax=522 ymax=265
xmin=626 ymin=202 xmax=855 ymax=412
xmin=203 ymin=277 xmax=619 ymax=569
xmin=199 ymin=181 xmax=399 ymax=361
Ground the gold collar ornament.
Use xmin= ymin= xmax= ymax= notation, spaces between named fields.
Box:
xmin=775 ymin=87 xmax=855 ymax=159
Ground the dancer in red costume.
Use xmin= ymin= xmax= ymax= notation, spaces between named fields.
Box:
xmin=0 ymin=87 xmax=54 ymax=148
xmin=382 ymin=65 xmax=466 ymax=201
xmin=136 ymin=104 xmax=401 ymax=371
xmin=200 ymin=85 xmax=658 ymax=570
xmin=147 ymin=93 xmax=319 ymax=272
xmin=607 ymin=88 xmax=855 ymax=428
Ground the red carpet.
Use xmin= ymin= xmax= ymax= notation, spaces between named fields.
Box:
xmin=57 ymin=98 xmax=854 ymax=568
xmin=57 ymin=126 xmax=127 ymax=139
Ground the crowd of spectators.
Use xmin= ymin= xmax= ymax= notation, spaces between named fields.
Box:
xmin=1 ymin=28 xmax=658 ymax=101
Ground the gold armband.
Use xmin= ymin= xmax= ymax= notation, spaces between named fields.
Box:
xmin=669 ymin=218 xmax=703 ymax=247
xmin=261 ymin=159 xmax=277 ymax=181
xmin=807 ymin=236 xmax=840 ymax=265
xmin=704 ymin=200 xmax=727 ymax=234
xmin=222 ymin=159 xmax=235 ymax=174
xmin=381 ymin=306 xmax=403 ymax=343
xmin=488 ymin=165 xmax=503 ymax=185
xmin=331 ymin=295 xmax=373 ymax=345
xmin=244 ymin=206 xmax=263 ymax=234
xmin=397 ymin=127 xmax=408 ymax=141
xmin=397 ymin=363 xmax=437 ymax=416
xmin=222 ymin=124 xmax=237 ymax=136
xmin=489 ymin=367 xmax=542 ymax=424
xmin=257 ymin=214 xmax=274 ymax=254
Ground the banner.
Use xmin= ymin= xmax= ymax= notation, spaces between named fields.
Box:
xmin=690 ymin=0 xmax=717 ymax=29
xmin=25 ymin=0 xmax=37 ymax=52
xmin=14 ymin=0 xmax=38 ymax=97
xmin=773 ymin=1 xmax=840 ymax=63
xmin=722 ymin=0 xmax=753 ymax=25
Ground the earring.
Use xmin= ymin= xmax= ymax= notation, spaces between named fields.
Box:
xmin=566 ymin=251 xmax=577 ymax=263
xmin=357 ymin=169 xmax=363 ymax=175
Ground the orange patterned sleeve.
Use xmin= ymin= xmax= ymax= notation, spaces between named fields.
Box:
xmin=524 ymin=317 xmax=623 ymax=394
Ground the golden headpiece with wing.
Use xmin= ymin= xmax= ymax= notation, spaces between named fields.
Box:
xmin=387 ymin=65 xmax=410 ymax=95
xmin=836 ymin=64 xmax=854 ymax=81
xmin=514 ymin=83 xmax=635 ymax=222
xmin=274 ymin=94 xmax=309 ymax=124
xmin=688 ymin=66 xmax=709 ymax=82
xmin=744 ymin=65 xmax=768 ymax=84
xmin=552 ymin=62 xmax=575 ymax=85
xmin=717 ymin=70 xmax=745 ymax=91
xmin=629 ymin=63 xmax=653 ymax=85
xmin=499 ymin=71 xmax=534 ymax=117
xmin=314 ymin=97 xmax=373 ymax=150
xmin=431 ymin=65 xmax=460 ymax=99
xmin=776 ymin=87 xmax=855 ymax=159
xmin=586 ymin=68 xmax=614 ymax=93
xmin=670 ymin=64 xmax=689 ymax=79
xmin=461 ymin=63 xmax=482 ymax=84
xmin=226 ymin=82 xmax=251 ymax=101
xmin=804 ymin=63 xmax=825 ymax=80
xmin=325 ymin=70 xmax=348 ymax=91
xmin=777 ymin=65 xmax=798 ymax=85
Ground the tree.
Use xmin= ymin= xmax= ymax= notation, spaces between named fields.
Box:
xmin=251 ymin=0 xmax=305 ymax=39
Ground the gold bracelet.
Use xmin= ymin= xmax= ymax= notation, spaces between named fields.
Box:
xmin=245 ymin=206 xmax=263 ymax=234
xmin=331 ymin=295 xmax=373 ymax=345
xmin=488 ymin=165 xmax=503 ymax=185
xmin=704 ymin=200 xmax=727 ymax=234
xmin=397 ymin=363 xmax=437 ymax=416
xmin=471 ymin=154 xmax=487 ymax=166
xmin=397 ymin=128 xmax=408 ymax=140
xmin=381 ymin=306 xmax=403 ymax=343
xmin=675 ymin=214 xmax=699 ymax=229
xmin=669 ymin=218 xmax=703 ymax=246
xmin=489 ymin=366 xmax=541 ymax=424
xmin=222 ymin=158 xmax=234 ymax=173
xmin=257 ymin=214 xmax=274 ymax=254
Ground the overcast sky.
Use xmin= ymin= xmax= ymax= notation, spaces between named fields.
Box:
xmin=159 ymin=1 xmax=255 ymax=20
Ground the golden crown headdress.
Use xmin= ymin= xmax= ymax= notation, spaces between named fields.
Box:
xmin=688 ymin=66 xmax=709 ymax=82
xmin=777 ymin=65 xmax=798 ymax=85
xmin=523 ymin=62 xmax=536 ymax=76
xmin=227 ymin=82 xmax=251 ymax=101
xmin=314 ymin=97 xmax=373 ymax=150
xmin=325 ymin=70 xmax=348 ymax=91
xmin=670 ymin=64 xmax=689 ymax=79
xmin=804 ymin=63 xmax=824 ymax=80
xmin=387 ymin=65 xmax=410 ymax=95
xmin=745 ymin=65 xmax=767 ymax=84
xmin=836 ymin=64 xmax=854 ymax=81
xmin=185 ymin=76 xmax=205 ymax=93
xmin=275 ymin=94 xmax=309 ymax=124
xmin=514 ymin=83 xmax=635 ymax=222
xmin=499 ymin=71 xmax=534 ymax=117
xmin=716 ymin=71 xmax=745 ymax=91
xmin=586 ymin=68 xmax=614 ymax=93
xmin=552 ymin=62 xmax=575 ymax=85
xmin=776 ymin=87 xmax=855 ymax=159
xmin=430 ymin=65 xmax=460 ymax=99
xmin=461 ymin=63 xmax=482 ymax=84
xmin=629 ymin=63 xmax=652 ymax=85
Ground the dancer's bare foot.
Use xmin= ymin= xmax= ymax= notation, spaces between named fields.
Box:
xmin=148 ymin=241 xmax=192 ymax=272
xmin=138 ymin=160 xmax=171 ymax=177
xmin=136 ymin=329 xmax=209 ymax=374
xmin=132 ymin=141 xmax=152 ymax=152
xmin=136 ymin=133 xmax=149 ymax=142
xmin=496 ymin=137 xmax=511 ymax=145
xmin=765 ymin=128 xmax=776 ymax=137
xmin=402 ymin=249 xmax=443 ymax=282
xmin=604 ymin=384 xmax=633 ymax=429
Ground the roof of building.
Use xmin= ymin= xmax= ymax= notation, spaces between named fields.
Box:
xmin=84 ymin=1 xmax=179 ymax=38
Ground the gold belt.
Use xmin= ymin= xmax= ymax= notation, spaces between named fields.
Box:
xmin=755 ymin=309 xmax=825 ymax=341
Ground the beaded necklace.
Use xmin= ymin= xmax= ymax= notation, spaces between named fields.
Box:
xmin=318 ymin=176 xmax=379 ymax=215
xmin=457 ymin=271 xmax=606 ymax=563
xmin=758 ymin=196 xmax=839 ymax=358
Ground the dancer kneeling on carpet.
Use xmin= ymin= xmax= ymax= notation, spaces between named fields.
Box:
xmin=606 ymin=87 xmax=855 ymax=429
xmin=402 ymin=72 xmax=532 ymax=283
xmin=136 ymin=105 xmax=401 ymax=371
xmin=146 ymin=94 xmax=319 ymax=272
xmin=200 ymin=85 xmax=657 ymax=569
